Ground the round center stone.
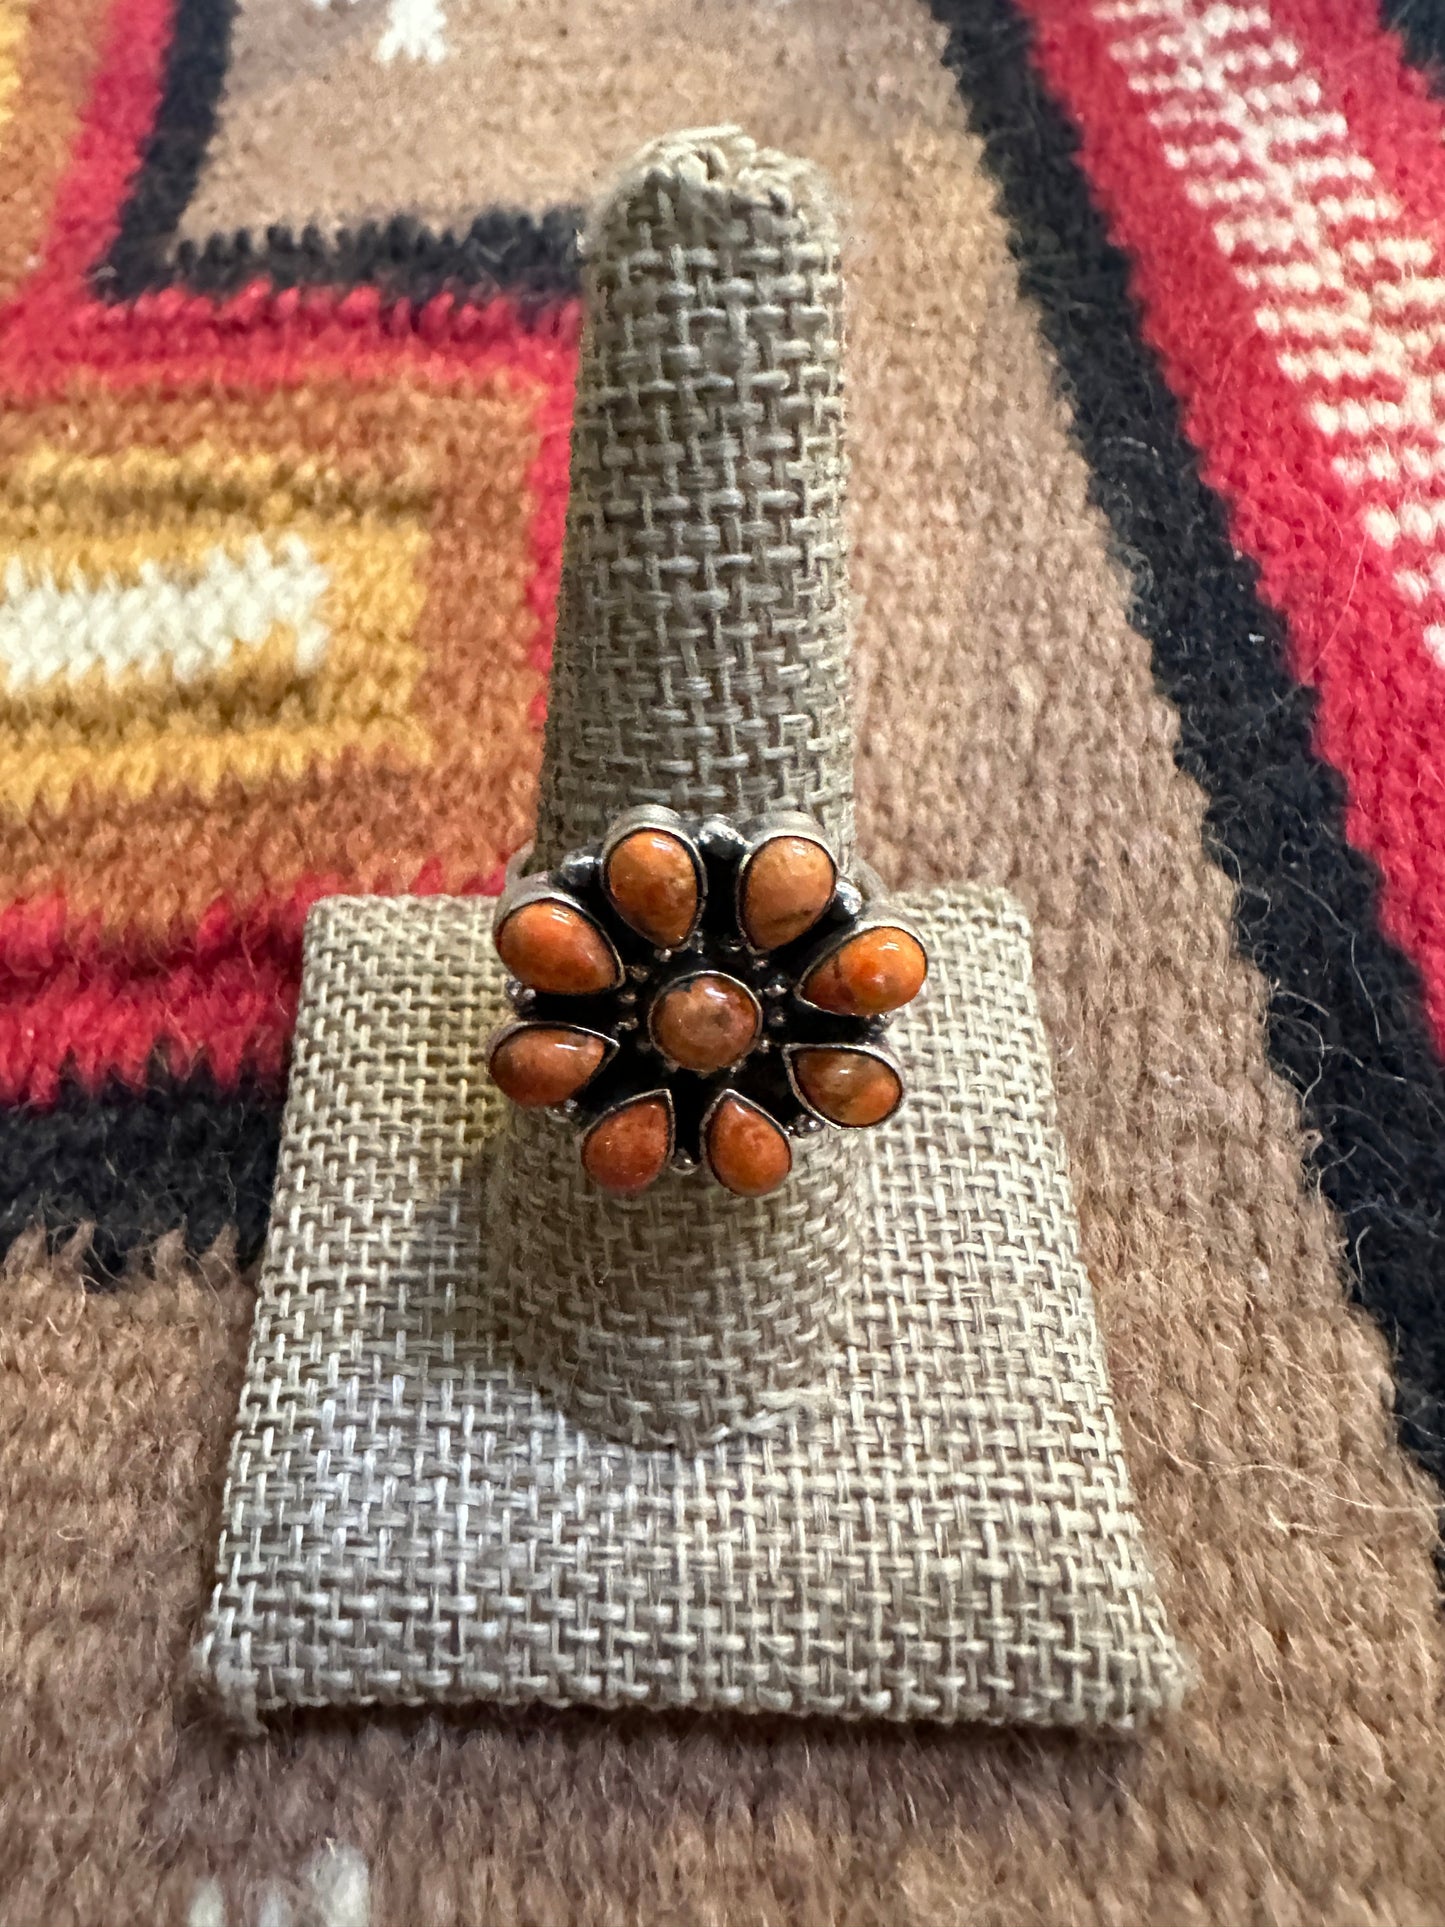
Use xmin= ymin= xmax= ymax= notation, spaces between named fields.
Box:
xmin=650 ymin=972 xmax=761 ymax=1073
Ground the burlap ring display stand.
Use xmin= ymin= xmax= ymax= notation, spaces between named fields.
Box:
xmin=489 ymin=130 xmax=862 ymax=1456
xmin=196 ymin=131 xmax=1186 ymax=1733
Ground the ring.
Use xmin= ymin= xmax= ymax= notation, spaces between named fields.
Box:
xmin=486 ymin=806 xmax=928 ymax=1198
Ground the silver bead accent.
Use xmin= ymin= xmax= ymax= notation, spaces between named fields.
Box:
xmin=698 ymin=817 xmax=747 ymax=861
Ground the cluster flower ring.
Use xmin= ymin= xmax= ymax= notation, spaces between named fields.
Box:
xmin=485 ymin=806 xmax=929 ymax=1198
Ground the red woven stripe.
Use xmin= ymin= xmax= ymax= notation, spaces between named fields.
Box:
xmin=0 ymin=866 xmax=505 ymax=1107
xmin=1264 ymin=0 xmax=1445 ymax=246
xmin=1 ymin=281 xmax=582 ymax=399
xmin=11 ymin=0 xmax=170 ymax=309
xmin=1021 ymin=0 xmax=1445 ymax=1047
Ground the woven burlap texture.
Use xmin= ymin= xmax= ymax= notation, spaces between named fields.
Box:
xmin=531 ymin=127 xmax=854 ymax=869
xmin=491 ymin=129 xmax=860 ymax=1450
xmin=490 ymin=1102 xmax=860 ymax=1450
xmin=196 ymin=887 xmax=1186 ymax=1733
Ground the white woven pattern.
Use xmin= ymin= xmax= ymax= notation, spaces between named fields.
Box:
xmin=195 ymin=887 xmax=1184 ymax=1732
xmin=1097 ymin=0 xmax=1445 ymax=661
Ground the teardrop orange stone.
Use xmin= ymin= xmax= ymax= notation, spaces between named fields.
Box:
xmin=802 ymin=926 xmax=927 ymax=1017
xmin=705 ymin=1096 xmax=792 ymax=1197
xmin=489 ymin=1026 xmax=607 ymax=1108
xmin=741 ymin=835 xmax=836 ymax=950
xmin=496 ymin=899 xmax=619 ymax=995
xmin=605 ymin=829 xmax=700 ymax=947
xmin=650 ymin=973 xmax=761 ymax=1073
xmin=582 ymin=1096 xmax=672 ymax=1196
xmin=793 ymin=1047 xmax=902 ymax=1127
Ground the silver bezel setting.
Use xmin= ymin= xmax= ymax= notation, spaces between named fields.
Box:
xmin=485 ymin=1018 xmax=619 ymax=1108
xmin=485 ymin=807 xmax=927 ymax=1196
xmin=733 ymin=812 xmax=839 ymax=956
xmin=793 ymin=910 xmax=929 ymax=1017
xmin=599 ymin=803 xmax=708 ymax=950
xmin=580 ymin=1086 xmax=677 ymax=1184
xmin=700 ymin=1085 xmax=795 ymax=1193
xmin=783 ymin=1039 xmax=907 ymax=1129
xmin=492 ymin=872 xmax=626 ymax=994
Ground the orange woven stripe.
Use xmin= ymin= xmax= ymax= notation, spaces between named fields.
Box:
xmin=0 ymin=0 xmax=113 ymax=305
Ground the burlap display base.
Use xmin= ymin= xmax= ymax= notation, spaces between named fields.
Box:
xmin=196 ymin=887 xmax=1184 ymax=1733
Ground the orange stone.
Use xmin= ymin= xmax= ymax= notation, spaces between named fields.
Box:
xmin=650 ymin=973 xmax=760 ymax=1073
xmin=740 ymin=835 xmax=836 ymax=950
xmin=605 ymin=829 xmax=700 ymax=947
xmin=496 ymin=898 xmax=619 ymax=995
xmin=489 ymin=1025 xmax=608 ymax=1108
xmin=582 ymin=1095 xmax=673 ymax=1195
xmin=793 ymin=1047 xmax=902 ymax=1127
xmin=802 ymin=926 xmax=927 ymax=1017
xmin=705 ymin=1095 xmax=793 ymax=1197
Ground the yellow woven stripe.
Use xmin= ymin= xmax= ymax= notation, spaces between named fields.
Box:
xmin=0 ymin=442 xmax=432 ymax=555
xmin=4 ymin=711 xmax=436 ymax=816
xmin=0 ymin=445 xmax=434 ymax=813
xmin=0 ymin=2 xmax=32 ymax=146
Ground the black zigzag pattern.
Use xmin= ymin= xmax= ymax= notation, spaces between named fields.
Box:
xmin=94 ymin=0 xmax=580 ymax=303
xmin=1 ymin=1068 xmax=281 ymax=1280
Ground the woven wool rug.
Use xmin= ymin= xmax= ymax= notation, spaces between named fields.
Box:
xmin=2 ymin=0 xmax=1444 ymax=1922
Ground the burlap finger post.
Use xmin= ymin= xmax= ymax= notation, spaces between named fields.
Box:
xmin=491 ymin=129 xmax=860 ymax=1453
xmin=531 ymin=131 xmax=855 ymax=868
xmin=196 ymin=130 xmax=1186 ymax=1734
